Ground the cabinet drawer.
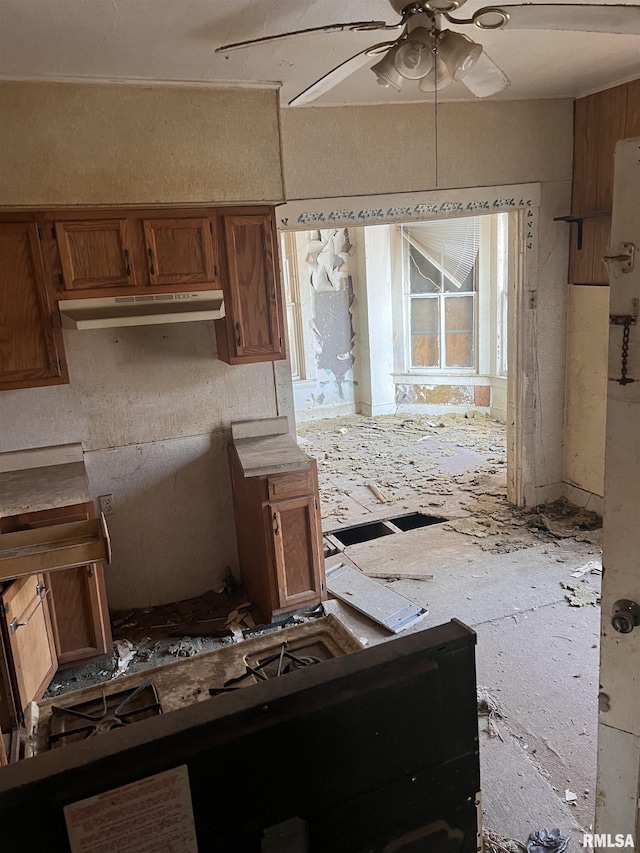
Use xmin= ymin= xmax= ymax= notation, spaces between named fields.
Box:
xmin=0 ymin=516 xmax=111 ymax=583
xmin=267 ymin=469 xmax=312 ymax=502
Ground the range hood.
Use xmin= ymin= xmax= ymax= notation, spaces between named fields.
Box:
xmin=59 ymin=291 xmax=225 ymax=330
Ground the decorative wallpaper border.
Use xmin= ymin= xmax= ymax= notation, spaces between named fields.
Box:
xmin=277 ymin=183 xmax=541 ymax=232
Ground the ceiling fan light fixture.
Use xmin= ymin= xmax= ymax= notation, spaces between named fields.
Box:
xmin=418 ymin=55 xmax=454 ymax=92
xmin=471 ymin=7 xmax=510 ymax=30
xmin=425 ymin=0 xmax=461 ymax=12
xmin=371 ymin=48 xmax=404 ymax=91
xmin=438 ymin=30 xmax=483 ymax=80
xmin=393 ymin=27 xmax=434 ymax=79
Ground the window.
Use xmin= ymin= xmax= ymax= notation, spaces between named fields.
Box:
xmin=406 ymin=243 xmax=477 ymax=371
xmin=495 ymin=213 xmax=509 ymax=377
xmin=280 ymin=231 xmax=305 ymax=380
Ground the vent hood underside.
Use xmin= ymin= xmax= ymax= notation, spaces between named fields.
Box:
xmin=59 ymin=291 xmax=225 ymax=329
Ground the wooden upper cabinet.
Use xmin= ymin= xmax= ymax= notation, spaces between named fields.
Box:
xmin=143 ymin=217 xmax=219 ymax=287
xmin=569 ymin=80 xmax=640 ymax=285
xmin=55 ymin=219 xmax=135 ymax=291
xmin=0 ymin=222 xmax=67 ymax=391
xmin=216 ymin=211 xmax=285 ymax=364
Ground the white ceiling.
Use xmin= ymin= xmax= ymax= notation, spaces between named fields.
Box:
xmin=0 ymin=0 xmax=638 ymax=106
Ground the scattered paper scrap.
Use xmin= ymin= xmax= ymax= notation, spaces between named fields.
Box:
xmin=571 ymin=560 xmax=602 ymax=578
xmin=112 ymin=639 xmax=136 ymax=677
xmin=565 ymin=789 xmax=577 ymax=803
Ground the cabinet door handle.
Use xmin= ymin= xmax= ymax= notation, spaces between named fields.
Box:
xmin=9 ymin=585 xmax=49 ymax=634
xmin=147 ymin=246 xmax=155 ymax=275
xmin=123 ymin=248 xmax=131 ymax=277
xmin=235 ymin=322 xmax=243 ymax=348
xmin=272 ymin=511 xmax=280 ymax=536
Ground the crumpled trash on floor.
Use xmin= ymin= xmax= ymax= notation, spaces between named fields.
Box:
xmin=526 ymin=828 xmax=571 ymax=853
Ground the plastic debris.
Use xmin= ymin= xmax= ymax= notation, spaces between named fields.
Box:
xmin=526 ymin=828 xmax=571 ymax=853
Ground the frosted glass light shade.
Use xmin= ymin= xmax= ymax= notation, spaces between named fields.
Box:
xmin=393 ymin=28 xmax=434 ymax=79
xmin=418 ymin=55 xmax=454 ymax=92
xmin=371 ymin=48 xmax=404 ymax=91
xmin=438 ymin=30 xmax=483 ymax=80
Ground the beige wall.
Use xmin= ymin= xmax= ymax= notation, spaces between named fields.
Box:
xmin=1 ymin=89 xmax=576 ymax=609
xmin=281 ymin=99 xmax=574 ymax=507
xmin=563 ymin=287 xmax=609 ymax=503
xmin=0 ymin=81 xmax=284 ymax=207
xmin=281 ymin=100 xmax=572 ymax=199
xmin=0 ymin=80 xmax=290 ymax=609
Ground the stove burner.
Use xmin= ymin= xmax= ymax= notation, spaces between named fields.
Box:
xmin=49 ymin=681 xmax=162 ymax=749
xmin=209 ymin=644 xmax=322 ymax=696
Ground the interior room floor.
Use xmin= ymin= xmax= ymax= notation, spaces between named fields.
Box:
xmin=301 ymin=412 xmax=600 ymax=845
xmin=47 ymin=412 xmax=601 ymax=847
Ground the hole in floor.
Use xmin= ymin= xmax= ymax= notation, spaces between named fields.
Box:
xmin=332 ymin=521 xmax=395 ymax=547
xmin=388 ymin=512 xmax=446 ymax=531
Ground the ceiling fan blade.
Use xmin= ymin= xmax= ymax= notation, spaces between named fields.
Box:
xmin=461 ymin=52 xmax=510 ymax=98
xmin=216 ymin=21 xmax=396 ymax=53
xmin=463 ymin=4 xmax=640 ymax=34
xmin=288 ymin=42 xmax=398 ymax=106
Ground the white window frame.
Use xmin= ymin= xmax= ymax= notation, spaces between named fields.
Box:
xmin=279 ymin=231 xmax=306 ymax=381
xmin=402 ymin=229 xmax=478 ymax=375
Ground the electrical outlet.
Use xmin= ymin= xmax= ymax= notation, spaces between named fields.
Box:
xmin=99 ymin=494 xmax=114 ymax=515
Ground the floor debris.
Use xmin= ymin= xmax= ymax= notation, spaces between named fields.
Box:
xmin=477 ymin=685 xmax=505 ymax=740
xmin=112 ymin=639 xmax=136 ymax=677
xmin=570 ymin=560 xmax=602 ymax=578
xmin=445 ymin=516 xmax=504 ymax=538
xmin=526 ymin=828 xmax=571 ymax=853
xmin=483 ymin=829 xmax=526 ymax=853
xmin=561 ymin=583 xmax=600 ymax=607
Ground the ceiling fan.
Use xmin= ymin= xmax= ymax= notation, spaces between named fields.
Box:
xmin=216 ymin=0 xmax=640 ymax=105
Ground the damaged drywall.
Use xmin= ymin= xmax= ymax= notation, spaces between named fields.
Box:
xmin=291 ymin=229 xmax=360 ymax=416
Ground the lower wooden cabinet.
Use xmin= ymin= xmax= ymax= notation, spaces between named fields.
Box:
xmin=0 ymin=573 xmax=57 ymax=732
xmin=0 ymin=501 xmax=112 ymax=728
xmin=0 ymin=502 xmax=112 ymax=667
xmin=228 ymin=445 xmax=324 ymax=622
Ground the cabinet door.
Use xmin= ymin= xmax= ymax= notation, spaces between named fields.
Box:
xmin=3 ymin=504 xmax=112 ymax=666
xmin=1 ymin=574 xmax=56 ymax=712
xmin=217 ymin=213 xmax=285 ymax=364
xmin=55 ymin=219 xmax=135 ymax=290
xmin=269 ymin=495 xmax=323 ymax=611
xmin=0 ymin=222 xmax=67 ymax=391
xmin=143 ymin=217 xmax=219 ymax=287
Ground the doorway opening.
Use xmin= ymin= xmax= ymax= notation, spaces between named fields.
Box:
xmin=281 ymin=211 xmax=603 ymax=840
xmin=280 ymin=212 xmax=513 ymax=535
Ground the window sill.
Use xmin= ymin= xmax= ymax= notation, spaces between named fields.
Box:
xmin=393 ymin=372 xmax=482 ymax=385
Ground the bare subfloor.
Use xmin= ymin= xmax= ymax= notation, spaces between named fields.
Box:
xmin=49 ymin=413 xmax=601 ymax=847
xmin=301 ymin=413 xmax=601 ymax=844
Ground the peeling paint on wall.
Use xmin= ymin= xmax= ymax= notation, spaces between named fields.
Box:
xmin=396 ymin=384 xmax=476 ymax=406
xmin=306 ymin=229 xmax=357 ymax=403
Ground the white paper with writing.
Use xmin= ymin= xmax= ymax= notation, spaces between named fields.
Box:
xmin=64 ymin=765 xmax=198 ymax=853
